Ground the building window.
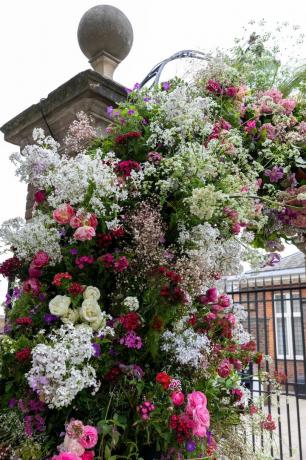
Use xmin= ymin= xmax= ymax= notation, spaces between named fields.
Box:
xmin=274 ymin=292 xmax=304 ymax=360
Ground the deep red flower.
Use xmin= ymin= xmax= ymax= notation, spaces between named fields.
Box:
xmin=254 ymin=352 xmax=264 ymax=365
xmin=114 ymin=256 xmax=129 ymax=272
xmin=105 ymin=367 xmax=121 ymax=382
xmin=241 ymin=340 xmax=256 ymax=352
xmin=16 ymin=317 xmax=33 ymax=326
xmin=96 ymin=232 xmax=113 ymax=248
xmin=118 ymin=312 xmax=141 ymax=331
xmin=115 ymin=160 xmax=141 ymax=177
xmin=156 ymin=372 xmax=171 ymax=390
xmin=261 ymin=414 xmax=276 ymax=431
xmin=206 ymin=79 xmax=223 ymax=94
xmin=68 ymin=282 xmax=85 ymax=296
xmin=0 ymin=256 xmax=21 ymax=278
xmin=98 ymin=253 xmax=114 ymax=268
xmin=34 ymin=190 xmax=46 ymax=203
xmin=115 ymin=131 xmax=141 ymax=144
xmin=165 ymin=270 xmax=182 ymax=284
xmin=111 ymin=227 xmax=125 ymax=238
xmin=52 ymin=272 xmax=72 ymax=287
xmin=15 ymin=348 xmax=31 ymax=362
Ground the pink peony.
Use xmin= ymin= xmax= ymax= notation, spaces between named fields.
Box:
xmin=29 ymin=263 xmax=42 ymax=278
xmin=192 ymin=405 xmax=210 ymax=437
xmin=23 ymin=278 xmax=41 ymax=295
xmin=263 ymin=89 xmax=282 ymax=104
xmin=70 ymin=216 xmax=83 ymax=229
xmin=79 ymin=425 xmax=98 ymax=449
xmin=33 ymin=251 xmax=49 ymax=267
xmin=52 ymin=453 xmax=81 ymax=460
xmin=217 ymin=358 xmax=232 ymax=378
xmin=186 ymin=391 xmax=207 ymax=414
xmin=73 ymin=226 xmax=96 ymax=241
xmin=171 ymin=391 xmax=185 ymax=406
xmin=218 ymin=294 xmax=231 ymax=308
xmin=53 ymin=204 xmax=75 ymax=225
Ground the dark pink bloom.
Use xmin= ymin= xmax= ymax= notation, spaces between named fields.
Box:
xmin=53 ymin=204 xmax=75 ymax=225
xmin=171 ymin=391 xmax=185 ymax=406
xmin=34 ymin=190 xmax=46 ymax=203
xmin=261 ymin=414 xmax=276 ymax=431
xmin=148 ymin=151 xmax=162 ymax=163
xmin=29 ymin=263 xmax=42 ymax=278
xmin=231 ymin=223 xmax=241 ymax=235
xmin=206 ymin=79 xmax=222 ymax=94
xmin=218 ymin=359 xmax=232 ymax=378
xmin=33 ymin=251 xmax=49 ymax=267
xmin=225 ymin=86 xmax=239 ymax=97
xmin=244 ymin=120 xmax=256 ymax=133
xmin=281 ymin=98 xmax=296 ymax=115
xmin=23 ymin=278 xmax=41 ymax=295
xmin=98 ymin=253 xmax=114 ymax=268
xmin=264 ymin=166 xmax=284 ymax=183
xmin=81 ymin=452 xmax=95 ymax=460
xmin=79 ymin=425 xmax=98 ymax=449
xmin=115 ymin=160 xmax=141 ymax=177
xmin=218 ymin=294 xmax=231 ymax=308
xmin=114 ymin=256 xmax=129 ymax=272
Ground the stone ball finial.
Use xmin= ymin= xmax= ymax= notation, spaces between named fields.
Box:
xmin=77 ymin=4 xmax=133 ymax=79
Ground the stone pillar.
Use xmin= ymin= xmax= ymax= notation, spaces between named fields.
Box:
xmin=0 ymin=5 xmax=133 ymax=219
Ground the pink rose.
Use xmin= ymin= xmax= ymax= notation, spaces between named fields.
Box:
xmin=52 ymin=453 xmax=81 ymax=460
xmin=217 ymin=358 xmax=232 ymax=378
xmin=225 ymin=313 xmax=236 ymax=325
xmin=70 ymin=216 xmax=83 ymax=229
xmin=81 ymin=452 xmax=95 ymax=460
xmin=33 ymin=251 xmax=49 ymax=267
xmin=79 ymin=425 xmax=98 ymax=449
xmin=86 ymin=214 xmax=98 ymax=229
xmin=171 ymin=391 xmax=185 ymax=406
xmin=53 ymin=204 xmax=75 ymax=225
xmin=73 ymin=226 xmax=96 ymax=241
xmin=218 ymin=294 xmax=231 ymax=308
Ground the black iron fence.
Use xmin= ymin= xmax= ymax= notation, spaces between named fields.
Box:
xmin=224 ymin=272 xmax=306 ymax=460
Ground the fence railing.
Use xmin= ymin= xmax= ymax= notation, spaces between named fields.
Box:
xmin=223 ymin=273 xmax=306 ymax=460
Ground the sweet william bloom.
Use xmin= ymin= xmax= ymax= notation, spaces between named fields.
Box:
xmin=53 ymin=272 xmax=72 ymax=286
xmin=98 ymin=253 xmax=114 ymax=268
xmin=114 ymin=256 xmax=129 ymax=272
xmin=53 ymin=204 xmax=75 ymax=225
xmin=206 ymin=79 xmax=222 ymax=94
xmin=15 ymin=347 xmax=31 ymax=362
xmin=225 ymin=86 xmax=239 ymax=97
xmin=16 ymin=317 xmax=32 ymax=326
xmin=73 ymin=226 xmax=96 ymax=241
xmin=231 ymin=223 xmax=241 ymax=235
xmin=171 ymin=391 xmax=185 ymax=406
xmin=217 ymin=358 xmax=232 ymax=378
xmin=28 ymin=263 xmax=42 ymax=278
xmin=244 ymin=120 xmax=257 ymax=133
xmin=79 ymin=425 xmax=98 ymax=449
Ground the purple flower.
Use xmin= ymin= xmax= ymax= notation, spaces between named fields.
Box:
xmin=127 ymin=109 xmax=135 ymax=115
xmin=39 ymin=293 xmax=47 ymax=302
xmin=264 ymin=252 xmax=281 ymax=267
xmin=186 ymin=440 xmax=197 ymax=452
xmin=264 ymin=166 xmax=284 ymax=183
xmin=162 ymin=81 xmax=170 ymax=91
xmin=43 ymin=313 xmax=58 ymax=324
xmin=120 ymin=331 xmax=142 ymax=349
xmin=125 ymin=87 xmax=132 ymax=94
xmin=70 ymin=248 xmax=78 ymax=255
xmin=13 ymin=287 xmax=22 ymax=299
xmin=5 ymin=293 xmax=11 ymax=306
xmin=106 ymin=106 xmax=113 ymax=116
xmin=133 ymin=83 xmax=140 ymax=90
xmin=92 ymin=343 xmax=101 ymax=357
xmin=143 ymin=97 xmax=151 ymax=102
xmin=142 ymin=118 xmax=148 ymax=125
xmin=8 ymin=398 xmax=17 ymax=408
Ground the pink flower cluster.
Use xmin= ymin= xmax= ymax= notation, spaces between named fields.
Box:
xmin=137 ymin=400 xmax=155 ymax=420
xmin=185 ymin=391 xmax=210 ymax=438
xmin=52 ymin=420 xmax=98 ymax=460
xmin=98 ymin=254 xmax=129 ymax=272
xmin=120 ymin=331 xmax=142 ymax=349
xmin=206 ymin=80 xmax=239 ymax=98
xmin=52 ymin=204 xmax=98 ymax=242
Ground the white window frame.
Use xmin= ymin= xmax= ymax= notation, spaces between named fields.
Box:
xmin=274 ymin=291 xmax=303 ymax=360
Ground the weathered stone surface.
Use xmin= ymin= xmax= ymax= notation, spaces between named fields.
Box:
xmin=78 ymin=5 xmax=133 ymax=78
xmin=1 ymin=69 xmax=127 ymax=219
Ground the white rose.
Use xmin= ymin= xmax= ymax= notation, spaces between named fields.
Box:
xmin=91 ymin=315 xmax=106 ymax=331
xmin=49 ymin=295 xmax=71 ymax=317
xmin=61 ymin=308 xmax=79 ymax=325
xmin=83 ymin=286 xmax=101 ymax=301
xmin=80 ymin=299 xmax=102 ymax=323
xmin=123 ymin=296 xmax=139 ymax=311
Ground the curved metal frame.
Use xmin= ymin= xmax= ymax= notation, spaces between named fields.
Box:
xmin=140 ymin=49 xmax=210 ymax=88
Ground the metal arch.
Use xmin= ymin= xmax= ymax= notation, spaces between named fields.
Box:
xmin=139 ymin=49 xmax=210 ymax=88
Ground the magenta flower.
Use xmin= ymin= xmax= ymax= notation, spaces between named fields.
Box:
xmin=120 ymin=331 xmax=142 ymax=349
xmin=264 ymin=166 xmax=284 ymax=183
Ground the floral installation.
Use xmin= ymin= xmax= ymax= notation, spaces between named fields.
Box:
xmin=0 ymin=25 xmax=305 ymax=459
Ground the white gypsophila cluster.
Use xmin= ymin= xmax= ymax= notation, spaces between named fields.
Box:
xmin=10 ymin=129 xmax=60 ymax=187
xmin=178 ymin=223 xmax=244 ymax=278
xmin=123 ymin=296 xmax=139 ymax=311
xmin=161 ymin=328 xmax=211 ymax=369
xmin=39 ymin=151 xmax=127 ymax=219
xmin=188 ymin=185 xmax=224 ymax=221
xmin=0 ymin=214 xmax=61 ymax=263
xmin=26 ymin=324 xmax=99 ymax=409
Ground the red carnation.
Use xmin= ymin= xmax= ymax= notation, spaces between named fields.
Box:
xmin=111 ymin=227 xmax=125 ymax=238
xmin=52 ymin=272 xmax=72 ymax=287
xmin=16 ymin=317 xmax=33 ymax=326
xmin=118 ymin=312 xmax=141 ymax=331
xmin=156 ymin=372 xmax=171 ymax=390
xmin=15 ymin=347 xmax=31 ymax=362
xmin=34 ymin=190 xmax=46 ymax=203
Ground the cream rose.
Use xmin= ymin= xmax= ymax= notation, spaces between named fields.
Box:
xmin=80 ymin=299 xmax=102 ymax=323
xmin=49 ymin=295 xmax=71 ymax=317
xmin=61 ymin=308 xmax=79 ymax=325
xmin=83 ymin=286 xmax=101 ymax=301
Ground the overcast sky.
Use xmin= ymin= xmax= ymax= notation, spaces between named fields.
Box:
xmin=0 ymin=0 xmax=305 ymax=302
